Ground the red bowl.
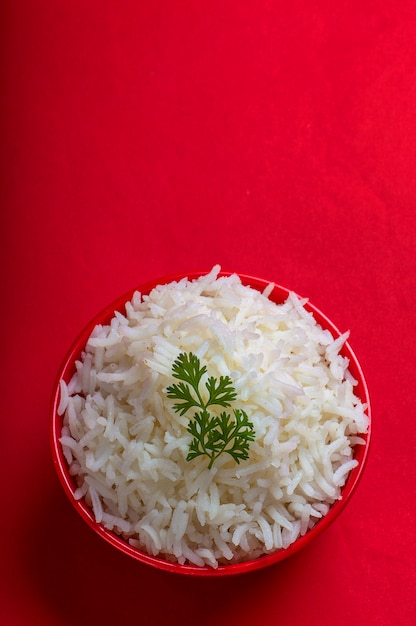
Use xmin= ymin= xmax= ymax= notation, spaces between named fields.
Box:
xmin=50 ymin=271 xmax=371 ymax=576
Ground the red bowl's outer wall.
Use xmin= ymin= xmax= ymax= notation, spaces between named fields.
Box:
xmin=50 ymin=271 xmax=371 ymax=576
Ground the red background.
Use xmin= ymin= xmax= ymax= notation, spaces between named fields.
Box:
xmin=1 ymin=1 xmax=415 ymax=624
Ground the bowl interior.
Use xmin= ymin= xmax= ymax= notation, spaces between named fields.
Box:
xmin=50 ymin=272 xmax=371 ymax=576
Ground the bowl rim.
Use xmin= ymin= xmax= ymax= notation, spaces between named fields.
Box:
xmin=50 ymin=270 xmax=371 ymax=576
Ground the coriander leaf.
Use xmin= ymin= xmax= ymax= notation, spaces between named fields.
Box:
xmin=186 ymin=410 xmax=219 ymax=461
xmin=167 ymin=351 xmax=255 ymax=468
xmin=171 ymin=352 xmax=207 ymax=390
xmin=206 ymin=409 xmax=255 ymax=468
xmin=166 ymin=381 xmax=200 ymax=416
xmin=166 ymin=352 xmax=207 ymax=413
xmin=205 ymin=375 xmax=237 ymax=408
xmin=185 ymin=406 xmax=255 ymax=470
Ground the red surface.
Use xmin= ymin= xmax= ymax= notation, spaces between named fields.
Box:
xmin=1 ymin=0 xmax=415 ymax=624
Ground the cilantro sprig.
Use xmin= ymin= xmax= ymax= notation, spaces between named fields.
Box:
xmin=166 ymin=352 xmax=255 ymax=469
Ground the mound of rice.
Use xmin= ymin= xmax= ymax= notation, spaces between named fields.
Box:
xmin=58 ymin=266 xmax=368 ymax=568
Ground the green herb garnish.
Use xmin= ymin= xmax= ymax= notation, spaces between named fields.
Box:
xmin=166 ymin=352 xmax=255 ymax=469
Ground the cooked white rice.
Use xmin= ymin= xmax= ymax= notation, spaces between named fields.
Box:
xmin=59 ymin=265 xmax=368 ymax=568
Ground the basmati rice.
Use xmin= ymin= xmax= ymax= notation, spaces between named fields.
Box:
xmin=59 ymin=266 xmax=368 ymax=568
